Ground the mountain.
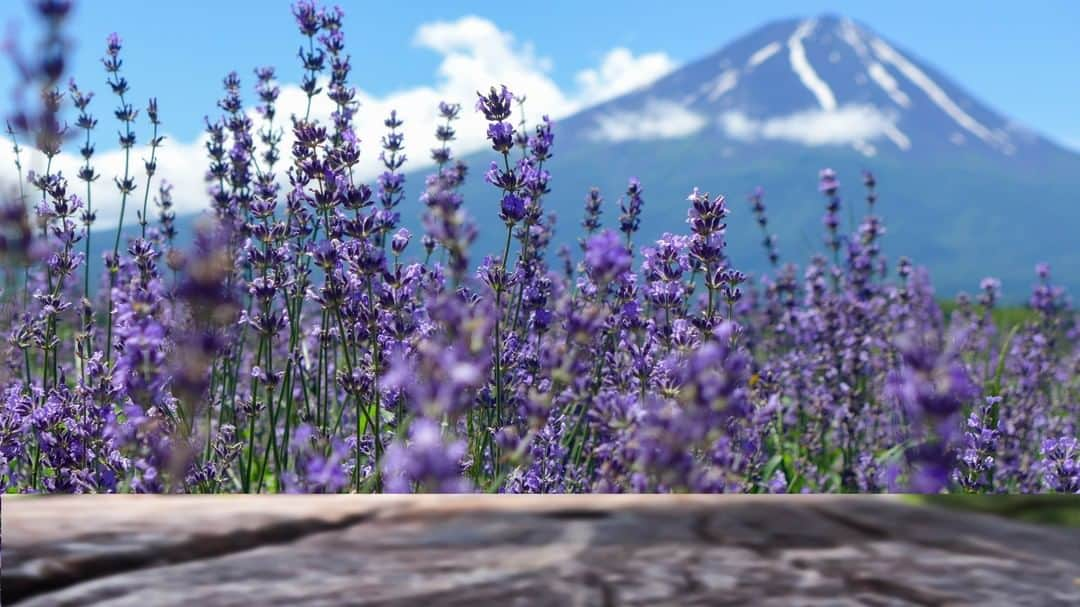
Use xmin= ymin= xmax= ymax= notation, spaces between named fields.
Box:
xmin=95 ymin=15 xmax=1080 ymax=301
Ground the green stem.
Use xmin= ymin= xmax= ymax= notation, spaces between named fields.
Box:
xmin=241 ymin=338 xmax=267 ymax=492
xmin=82 ymin=128 xmax=94 ymax=301
xmin=367 ymin=279 xmax=382 ymax=492
xmin=138 ymin=122 xmax=160 ymax=240
xmin=106 ymin=89 xmax=134 ymax=367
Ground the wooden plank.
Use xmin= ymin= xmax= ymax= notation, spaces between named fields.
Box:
xmin=4 ymin=496 xmax=1079 ymax=605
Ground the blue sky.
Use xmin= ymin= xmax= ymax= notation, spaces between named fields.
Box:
xmin=2 ymin=1 xmax=1078 ymax=225
xmin=3 ymin=0 xmax=1078 ymax=145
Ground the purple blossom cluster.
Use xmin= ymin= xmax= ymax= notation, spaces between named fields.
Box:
xmin=0 ymin=1 xmax=1077 ymax=494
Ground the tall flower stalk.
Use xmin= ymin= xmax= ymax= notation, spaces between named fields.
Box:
xmin=102 ymin=33 xmax=138 ymax=365
xmin=137 ymin=98 xmax=163 ymax=239
xmin=476 ymin=84 xmax=517 ymax=461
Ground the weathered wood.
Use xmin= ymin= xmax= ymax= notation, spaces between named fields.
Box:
xmin=4 ymin=496 xmax=1079 ymax=605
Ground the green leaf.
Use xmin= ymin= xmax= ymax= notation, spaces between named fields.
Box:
xmin=762 ymin=453 xmax=784 ymax=483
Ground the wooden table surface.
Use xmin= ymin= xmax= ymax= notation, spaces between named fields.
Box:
xmin=4 ymin=495 xmax=1080 ymax=606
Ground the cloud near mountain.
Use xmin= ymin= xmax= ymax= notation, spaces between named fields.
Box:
xmin=588 ymin=100 xmax=708 ymax=143
xmin=718 ymin=105 xmax=907 ymax=151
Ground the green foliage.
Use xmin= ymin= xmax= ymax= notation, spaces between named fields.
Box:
xmin=911 ymin=495 xmax=1080 ymax=527
xmin=938 ymin=300 xmax=1037 ymax=332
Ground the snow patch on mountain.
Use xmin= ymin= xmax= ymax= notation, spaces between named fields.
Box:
xmin=589 ymin=99 xmax=707 ymax=142
xmin=867 ymin=62 xmax=911 ymax=108
xmin=868 ymin=36 xmax=1012 ymax=152
xmin=706 ymin=69 xmax=739 ymax=101
xmin=839 ymin=18 xmax=911 ymax=107
xmin=748 ymin=42 xmax=782 ymax=68
xmin=838 ymin=19 xmax=870 ymax=59
xmin=788 ymin=20 xmax=837 ymax=111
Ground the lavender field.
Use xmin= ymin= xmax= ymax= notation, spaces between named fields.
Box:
xmin=0 ymin=1 xmax=1077 ymax=496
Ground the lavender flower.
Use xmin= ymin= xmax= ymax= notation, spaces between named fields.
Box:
xmin=584 ymin=229 xmax=631 ymax=286
xmin=382 ymin=418 xmax=470 ymax=493
xmin=3 ymin=1 xmax=1074 ymax=498
xmin=1038 ymin=437 xmax=1080 ymax=493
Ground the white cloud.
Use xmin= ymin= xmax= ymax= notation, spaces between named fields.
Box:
xmin=0 ymin=131 xmax=210 ymax=230
xmin=718 ymin=104 xmax=911 ymax=150
xmin=852 ymin=140 xmax=877 ymax=157
xmin=575 ymin=48 xmax=676 ymax=106
xmin=589 ymin=99 xmax=707 ymax=143
xmin=1060 ymin=135 xmax=1080 ymax=153
xmin=718 ymin=111 xmax=760 ymax=141
xmin=1 ymin=16 xmax=676 ymax=228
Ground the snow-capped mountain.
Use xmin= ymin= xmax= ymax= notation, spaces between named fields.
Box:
xmin=568 ymin=15 xmax=1064 ymax=163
